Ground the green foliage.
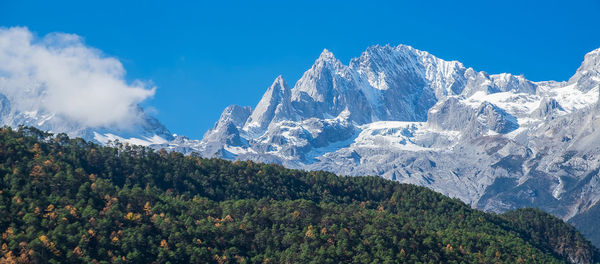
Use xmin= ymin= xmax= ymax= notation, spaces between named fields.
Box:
xmin=0 ymin=126 xmax=597 ymax=263
xmin=502 ymin=208 xmax=599 ymax=263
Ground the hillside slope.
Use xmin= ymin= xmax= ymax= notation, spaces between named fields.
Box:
xmin=0 ymin=127 xmax=597 ymax=263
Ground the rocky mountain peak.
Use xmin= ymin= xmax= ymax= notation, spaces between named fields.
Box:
xmin=316 ymin=48 xmax=337 ymax=62
xmin=213 ymin=105 xmax=252 ymax=130
xmin=243 ymin=75 xmax=292 ymax=136
xmin=569 ymin=48 xmax=600 ymax=91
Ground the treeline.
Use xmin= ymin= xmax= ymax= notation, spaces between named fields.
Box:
xmin=0 ymin=126 xmax=597 ymax=263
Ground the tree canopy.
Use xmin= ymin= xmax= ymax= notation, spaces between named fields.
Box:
xmin=0 ymin=126 xmax=597 ymax=263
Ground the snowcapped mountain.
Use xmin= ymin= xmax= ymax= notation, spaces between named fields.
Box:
xmin=178 ymin=44 xmax=600 ymax=246
xmin=0 ymin=95 xmax=174 ymax=146
xmin=4 ymin=39 xmax=599 ymax=245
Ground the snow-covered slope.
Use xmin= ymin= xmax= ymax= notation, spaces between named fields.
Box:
xmin=188 ymin=44 xmax=600 ymax=246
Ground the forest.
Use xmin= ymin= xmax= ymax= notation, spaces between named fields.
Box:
xmin=0 ymin=126 xmax=598 ymax=263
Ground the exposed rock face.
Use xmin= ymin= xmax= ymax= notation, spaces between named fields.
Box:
xmin=472 ymin=102 xmax=519 ymax=134
xmin=533 ymin=98 xmax=565 ymax=120
xmin=244 ymin=76 xmax=291 ymax=136
xmin=427 ymin=97 xmax=474 ymax=131
xmin=569 ymin=48 xmax=600 ymax=92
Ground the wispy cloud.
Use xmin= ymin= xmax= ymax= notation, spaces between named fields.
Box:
xmin=0 ymin=27 xmax=155 ymax=128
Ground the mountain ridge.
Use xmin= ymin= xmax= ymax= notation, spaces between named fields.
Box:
xmin=184 ymin=44 xmax=600 ymax=246
xmin=2 ymin=43 xmax=600 ymax=247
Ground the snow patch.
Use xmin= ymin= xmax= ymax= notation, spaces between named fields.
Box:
xmin=94 ymin=132 xmax=168 ymax=147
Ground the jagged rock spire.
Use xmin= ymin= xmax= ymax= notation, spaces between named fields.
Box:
xmin=243 ymin=75 xmax=292 ymax=136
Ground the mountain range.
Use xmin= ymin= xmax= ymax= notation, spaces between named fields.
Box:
xmin=2 ymin=44 xmax=600 ymax=246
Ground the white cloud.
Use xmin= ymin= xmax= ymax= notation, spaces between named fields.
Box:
xmin=0 ymin=27 xmax=155 ymax=128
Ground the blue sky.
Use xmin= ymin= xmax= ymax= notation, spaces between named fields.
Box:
xmin=1 ymin=0 xmax=599 ymax=138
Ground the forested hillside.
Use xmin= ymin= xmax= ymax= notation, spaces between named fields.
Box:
xmin=0 ymin=127 xmax=597 ymax=263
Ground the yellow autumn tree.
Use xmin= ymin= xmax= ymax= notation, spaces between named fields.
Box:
xmin=160 ymin=239 xmax=169 ymax=250
xmin=143 ymin=202 xmax=152 ymax=215
xmin=305 ymin=225 xmax=315 ymax=239
xmin=124 ymin=212 xmax=141 ymax=221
